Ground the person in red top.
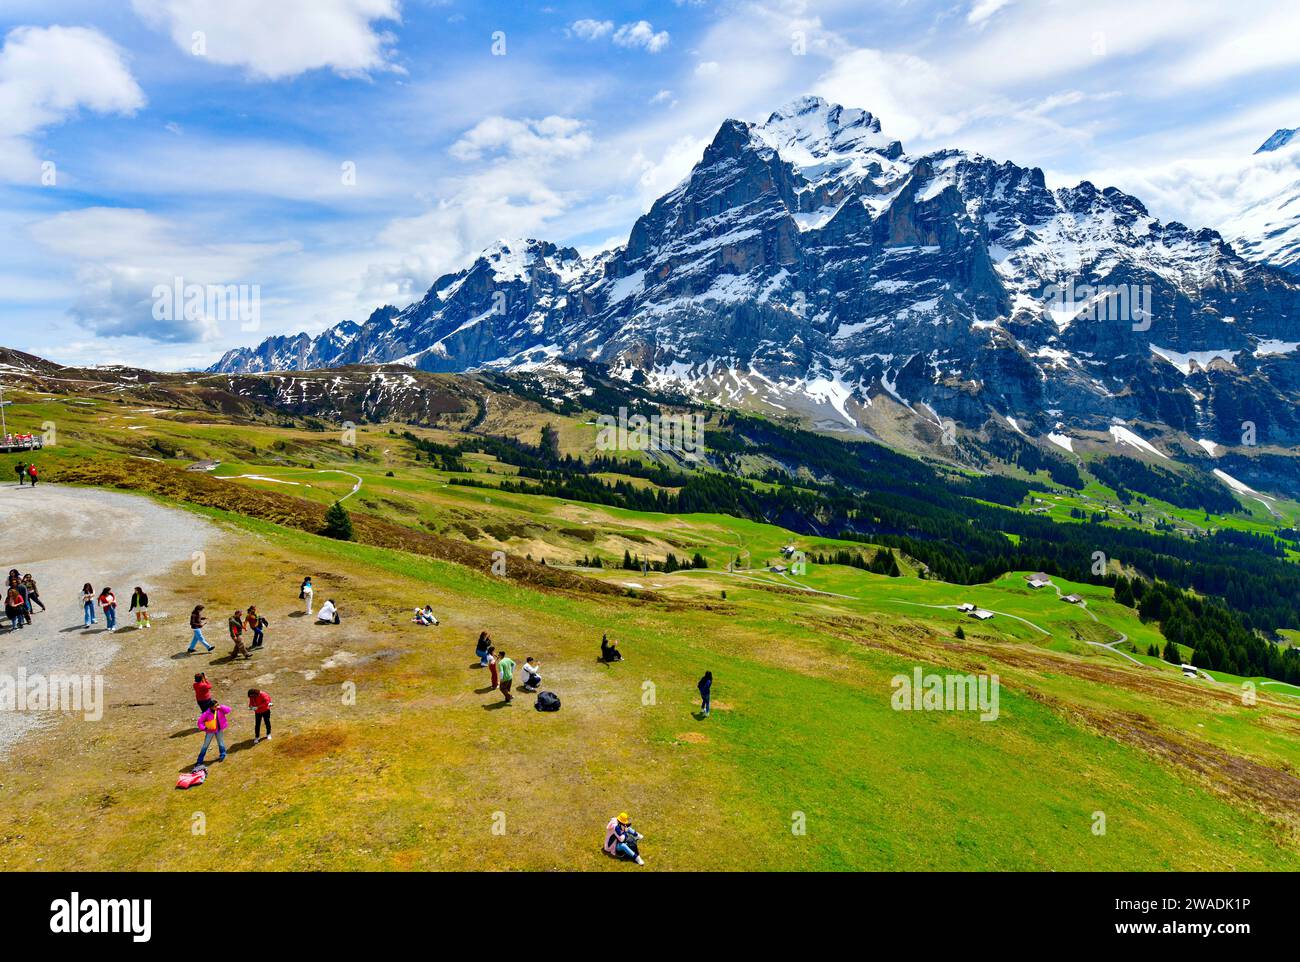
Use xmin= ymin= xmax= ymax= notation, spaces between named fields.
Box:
xmin=247 ymin=688 xmax=273 ymax=743
xmin=193 ymin=672 xmax=214 ymax=711
xmin=26 ymin=463 xmax=36 ymax=487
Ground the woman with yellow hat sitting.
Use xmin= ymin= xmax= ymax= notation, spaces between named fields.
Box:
xmin=603 ymin=812 xmax=645 ymax=865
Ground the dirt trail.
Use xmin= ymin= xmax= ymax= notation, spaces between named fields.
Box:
xmin=0 ymin=483 xmax=217 ymax=756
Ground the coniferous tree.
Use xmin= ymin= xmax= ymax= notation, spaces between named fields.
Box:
xmin=322 ymin=501 xmax=354 ymax=541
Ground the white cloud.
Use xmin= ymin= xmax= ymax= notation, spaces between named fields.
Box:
xmin=569 ymin=19 xmax=613 ymax=41
xmin=448 ymin=115 xmax=591 ymax=162
xmin=0 ymin=25 xmax=144 ymax=183
xmin=694 ymin=60 xmax=720 ymax=77
xmin=131 ymin=0 xmax=402 ymax=80
xmin=613 ymin=21 xmax=670 ymax=53
xmin=967 ymin=0 xmax=1013 ymax=25
xmin=649 ymin=89 xmax=675 ymax=106
xmin=29 ymin=207 xmax=298 ymax=343
xmin=569 ymin=18 xmax=668 ymax=53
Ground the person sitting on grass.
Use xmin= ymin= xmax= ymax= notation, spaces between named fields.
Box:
xmin=475 ymin=630 xmax=492 ymax=666
xmin=248 ymin=688 xmax=273 ymax=743
xmin=316 ymin=599 xmax=339 ymax=624
xmin=412 ymin=606 xmax=439 ymax=626
xmin=603 ymin=812 xmax=645 ymax=865
xmin=600 ymin=633 xmax=622 ymax=663
xmin=520 ymin=657 xmax=542 ymax=693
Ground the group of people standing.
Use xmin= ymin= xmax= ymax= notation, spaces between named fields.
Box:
xmin=186 ymin=604 xmax=268 ymax=658
xmin=191 ymin=670 xmax=275 ymax=765
xmin=4 ymin=569 xmax=45 ymax=631
xmin=79 ymin=584 xmax=150 ymax=632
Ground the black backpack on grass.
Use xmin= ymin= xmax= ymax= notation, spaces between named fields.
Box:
xmin=535 ymin=691 xmax=561 ymax=712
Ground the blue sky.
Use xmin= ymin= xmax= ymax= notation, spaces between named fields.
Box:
xmin=2 ymin=0 xmax=1300 ymax=369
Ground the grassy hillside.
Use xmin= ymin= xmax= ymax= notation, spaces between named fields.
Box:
xmin=1 ymin=379 xmax=1298 ymax=870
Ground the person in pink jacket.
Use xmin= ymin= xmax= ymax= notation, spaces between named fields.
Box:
xmin=196 ymin=703 xmax=232 ymax=765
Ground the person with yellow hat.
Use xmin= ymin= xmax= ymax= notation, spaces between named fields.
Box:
xmin=603 ymin=811 xmax=645 ymax=864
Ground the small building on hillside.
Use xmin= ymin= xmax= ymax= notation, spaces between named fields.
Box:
xmin=969 ymin=608 xmax=995 ymax=620
xmin=1181 ymin=664 xmax=1199 ymax=679
xmin=1061 ymin=593 xmax=1084 ymax=604
xmin=1026 ymin=572 xmax=1052 ymax=589
xmin=956 ymin=603 xmax=976 ymax=612
xmin=186 ymin=459 xmax=221 ymax=472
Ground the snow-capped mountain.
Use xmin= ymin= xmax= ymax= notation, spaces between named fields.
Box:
xmin=212 ymin=96 xmax=1300 ymax=445
xmin=1224 ymin=127 xmax=1300 ymax=277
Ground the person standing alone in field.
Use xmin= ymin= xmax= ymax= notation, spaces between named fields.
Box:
xmin=698 ymin=671 xmax=712 ymax=718
xmin=497 ymin=650 xmax=516 ymax=703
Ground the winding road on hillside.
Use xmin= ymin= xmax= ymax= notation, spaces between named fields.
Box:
xmin=0 ymin=484 xmax=216 ymax=756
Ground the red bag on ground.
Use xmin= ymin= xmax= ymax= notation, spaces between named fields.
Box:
xmin=176 ymin=767 xmax=207 ymax=789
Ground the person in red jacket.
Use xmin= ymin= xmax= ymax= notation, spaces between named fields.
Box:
xmin=193 ymin=672 xmax=215 ymax=712
xmin=26 ymin=463 xmax=37 ymax=487
xmin=248 ymin=688 xmax=273 ymax=743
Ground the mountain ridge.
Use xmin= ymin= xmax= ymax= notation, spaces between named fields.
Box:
xmin=211 ymin=96 xmax=1300 ymax=447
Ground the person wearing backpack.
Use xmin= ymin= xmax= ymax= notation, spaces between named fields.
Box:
xmin=196 ymin=702 xmax=231 ymax=764
xmin=98 ymin=586 xmax=117 ymax=632
xmin=497 ymin=650 xmax=515 ymax=703
xmin=603 ymin=812 xmax=645 ymax=865
xmin=80 ymin=583 xmax=96 ymax=627
xmin=188 ymin=605 xmax=214 ymax=653
xmin=698 ymin=671 xmax=712 ymax=717
xmin=246 ymin=606 xmax=266 ymax=648
xmin=247 ymin=688 xmax=273 ymax=743
xmin=14 ymin=461 xmax=25 ymax=486
xmin=129 ymin=586 xmax=150 ymax=628
xmin=299 ymin=576 xmax=314 ymax=615
xmin=228 ymin=610 xmax=251 ymax=658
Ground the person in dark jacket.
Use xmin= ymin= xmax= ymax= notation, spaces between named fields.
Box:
xmin=188 ymin=605 xmax=213 ymax=653
xmin=600 ymin=633 xmax=622 ymax=663
xmin=129 ymin=586 xmax=150 ymax=628
xmin=698 ymin=671 xmax=712 ymax=717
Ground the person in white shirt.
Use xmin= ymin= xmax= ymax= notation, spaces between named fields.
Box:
xmin=316 ymin=599 xmax=337 ymax=624
xmin=520 ymin=657 xmax=542 ymax=692
xmin=300 ymin=576 xmax=314 ymax=614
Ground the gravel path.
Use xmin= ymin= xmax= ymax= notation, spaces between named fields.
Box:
xmin=0 ymin=484 xmax=216 ymax=756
